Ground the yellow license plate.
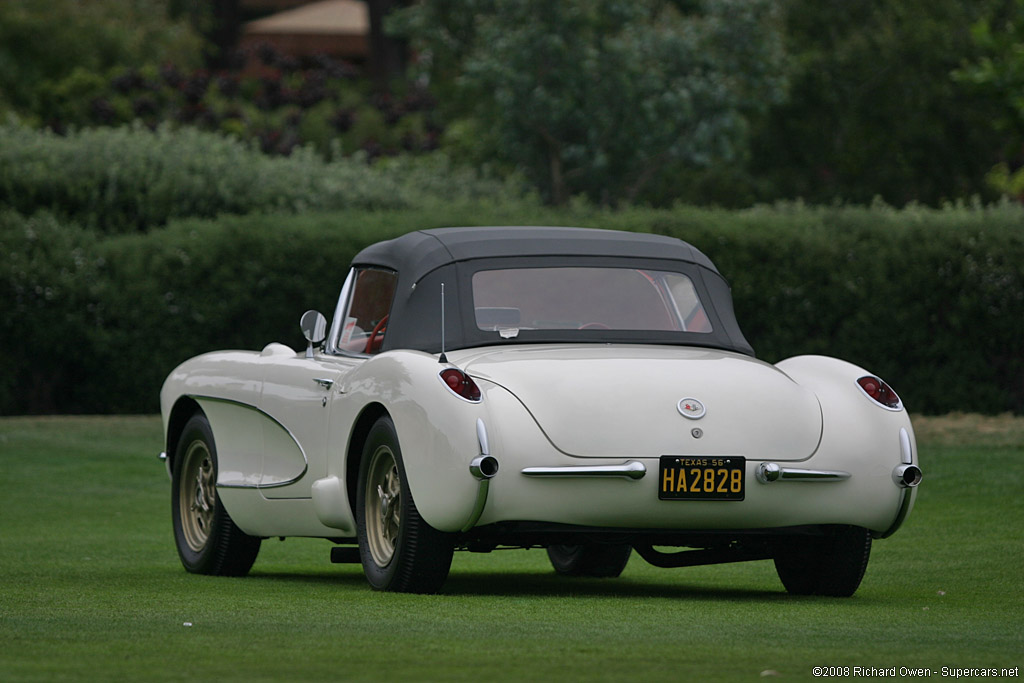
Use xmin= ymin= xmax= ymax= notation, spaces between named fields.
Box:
xmin=658 ymin=456 xmax=745 ymax=501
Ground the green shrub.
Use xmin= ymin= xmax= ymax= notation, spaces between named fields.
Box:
xmin=589 ymin=202 xmax=1024 ymax=414
xmin=0 ymin=120 xmax=527 ymax=234
xmin=0 ymin=0 xmax=201 ymax=114
xmin=2 ymin=203 xmax=1021 ymax=415
xmin=0 ymin=210 xmax=104 ymax=413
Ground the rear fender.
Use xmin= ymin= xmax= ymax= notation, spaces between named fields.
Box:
xmin=336 ymin=351 xmax=490 ymax=532
xmin=776 ymin=355 xmax=918 ymax=534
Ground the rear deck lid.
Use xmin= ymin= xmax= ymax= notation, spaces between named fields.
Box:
xmin=461 ymin=345 xmax=822 ymax=461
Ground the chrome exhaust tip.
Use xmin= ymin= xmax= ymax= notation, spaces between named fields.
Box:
xmin=470 ymin=455 xmax=499 ymax=480
xmin=892 ymin=464 xmax=923 ymax=488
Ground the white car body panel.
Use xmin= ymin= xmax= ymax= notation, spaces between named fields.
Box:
xmin=160 ymin=226 xmax=920 ymax=595
xmin=457 ymin=345 xmax=823 ymax=461
xmin=162 ymin=344 xmax=916 ymax=538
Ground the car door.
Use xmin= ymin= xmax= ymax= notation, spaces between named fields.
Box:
xmin=257 ymin=267 xmax=398 ymax=499
xmin=258 ymin=355 xmax=358 ymax=499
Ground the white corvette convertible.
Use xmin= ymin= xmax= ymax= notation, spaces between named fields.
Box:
xmin=160 ymin=226 xmax=921 ymax=595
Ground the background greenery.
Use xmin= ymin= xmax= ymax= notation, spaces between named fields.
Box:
xmin=1 ymin=0 xmax=1023 ymax=417
xmin=2 ymin=179 xmax=1022 ymax=416
xmin=1 ymin=5 xmax=1022 ymax=676
xmin=3 ymin=0 xmax=1024 ymax=206
xmin=0 ymin=414 xmax=1020 ymax=681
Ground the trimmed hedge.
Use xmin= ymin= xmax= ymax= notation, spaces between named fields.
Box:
xmin=2 ymin=203 xmax=1022 ymax=415
xmin=0 ymin=210 xmax=104 ymax=412
xmin=0 ymin=121 xmax=528 ymax=234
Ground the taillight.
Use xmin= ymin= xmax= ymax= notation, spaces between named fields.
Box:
xmin=439 ymin=368 xmax=482 ymax=402
xmin=857 ymin=375 xmax=902 ymax=410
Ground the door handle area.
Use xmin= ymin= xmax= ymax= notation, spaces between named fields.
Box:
xmin=313 ymin=378 xmax=334 ymax=389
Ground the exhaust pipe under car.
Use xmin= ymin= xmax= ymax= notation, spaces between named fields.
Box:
xmin=892 ymin=464 xmax=923 ymax=488
xmin=470 ymin=455 xmax=499 ymax=480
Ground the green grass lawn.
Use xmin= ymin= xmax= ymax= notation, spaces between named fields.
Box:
xmin=1 ymin=415 xmax=1021 ymax=681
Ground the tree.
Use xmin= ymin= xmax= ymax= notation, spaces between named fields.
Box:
xmin=953 ymin=0 xmax=1024 ymax=200
xmin=367 ymin=0 xmax=411 ymax=91
xmin=749 ymin=0 xmax=1012 ymax=206
xmin=393 ymin=0 xmax=787 ymax=205
xmin=0 ymin=0 xmax=201 ymax=114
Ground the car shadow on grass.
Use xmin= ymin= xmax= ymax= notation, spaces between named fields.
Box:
xmin=243 ymin=567 xmax=788 ymax=601
xmin=245 ymin=567 xmax=369 ymax=588
xmin=443 ymin=571 xmax=787 ymax=601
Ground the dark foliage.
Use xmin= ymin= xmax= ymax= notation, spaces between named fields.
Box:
xmin=2 ymin=206 xmax=1021 ymax=416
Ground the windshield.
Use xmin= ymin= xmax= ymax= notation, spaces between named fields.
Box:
xmin=335 ymin=267 xmax=397 ymax=354
xmin=471 ymin=267 xmax=712 ymax=336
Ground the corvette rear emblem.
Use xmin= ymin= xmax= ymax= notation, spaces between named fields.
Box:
xmin=677 ymin=398 xmax=706 ymax=419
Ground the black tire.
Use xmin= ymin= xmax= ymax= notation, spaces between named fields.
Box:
xmin=171 ymin=413 xmax=261 ymax=576
xmin=547 ymin=544 xmax=632 ymax=578
xmin=356 ymin=416 xmax=454 ymax=593
xmin=773 ymin=525 xmax=872 ymax=597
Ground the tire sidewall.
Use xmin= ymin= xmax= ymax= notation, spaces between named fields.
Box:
xmin=547 ymin=545 xmax=585 ymax=575
xmin=356 ymin=416 xmax=408 ymax=589
xmin=774 ymin=525 xmax=871 ymax=597
xmin=547 ymin=543 xmax=632 ymax=578
xmin=171 ymin=414 xmax=225 ymax=573
xmin=355 ymin=415 xmax=453 ymax=593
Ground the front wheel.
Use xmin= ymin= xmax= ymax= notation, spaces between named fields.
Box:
xmin=547 ymin=544 xmax=632 ymax=578
xmin=171 ymin=413 xmax=261 ymax=576
xmin=773 ymin=525 xmax=871 ymax=597
xmin=356 ymin=416 xmax=454 ymax=593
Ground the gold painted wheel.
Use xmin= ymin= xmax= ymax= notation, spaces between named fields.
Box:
xmin=364 ymin=444 xmax=402 ymax=567
xmin=178 ymin=439 xmax=217 ymax=553
xmin=355 ymin=416 xmax=454 ymax=592
xmin=171 ymin=413 xmax=261 ymax=576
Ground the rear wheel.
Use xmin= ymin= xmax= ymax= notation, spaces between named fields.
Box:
xmin=171 ymin=414 xmax=261 ymax=576
xmin=356 ymin=416 xmax=454 ymax=593
xmin=547 ymin=544 xmax=632 ymax=578
xmin=773 ymin=525 xmax=871 ymax=597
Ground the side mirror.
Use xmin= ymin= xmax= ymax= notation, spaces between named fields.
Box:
xmin=300 ymin=310 xmax=327 ymax=358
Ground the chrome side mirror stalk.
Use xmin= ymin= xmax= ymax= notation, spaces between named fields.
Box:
xmin=300 ymin=310 xmax=327 ymax=358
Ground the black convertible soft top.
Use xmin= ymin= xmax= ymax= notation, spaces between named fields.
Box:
xmin=347 ymin=226 xmax=754 ymax=357
xmin=353 ymin=226 xmax=721 ymax=281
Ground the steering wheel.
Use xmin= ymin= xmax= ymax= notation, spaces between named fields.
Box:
xmin=578 ymin=322 xmax=611 ymax=330
xmin=364 ymin=315 xmax=389 ymax=354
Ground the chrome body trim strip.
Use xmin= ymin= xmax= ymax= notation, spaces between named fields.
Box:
xmin=190 ymin=394 xmax=309 ymax=490
xmin=756 ymin=462 xmax=851 ymax=484
xmin=899 ymin=427 xmax=913 ymax=464
xmin=521 ymin=461 xmax=646 ymax=480
xmin=878 ymin=487 xmax=915 ymax=539
xmin=462 ymin=421 xmax=498 ymax=532
xmin=476 ymin=418 xmax=490 ymax=456
xmin=461 ymin=479 xmax=491 ymax=533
